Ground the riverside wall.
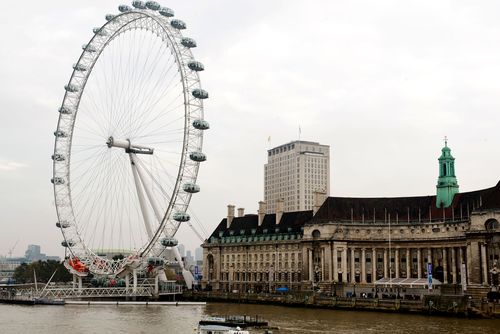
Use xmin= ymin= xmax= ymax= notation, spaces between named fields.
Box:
xmin=183 ymin=291 xmax=500 ymax=318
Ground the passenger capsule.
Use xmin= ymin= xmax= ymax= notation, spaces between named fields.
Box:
xmin=61 ymin=240 xmax=75 ymax=248
xmin=54 ymin=130 xmax=68 ymax=138
xmin=93 ymin=27 xmax=108 ymax=36
xmin=189 ymin=151 xmax=206 ymax=162
xmin=105 ymin=14 xmax=115 ymax=21
xmin=181 ymin=37 xmax=196 ymax=48
xmin=64 ymin=84 xmax=79 ymax=93
xmin=147 ymin=257 xmax=164 ymax=266
xmin=183 ymin=183 xmax=200 ymax=193
xmin=192 ymin=89 xmax=208 ymax=99
xmin=51 ymin=177 xmax=65 ymax=185
xmin=56 ymin=221 xmax=70 ymax=228
xmin=170 ymin=19 xmax=186 ymax=30
xmin=82 ymin=44 xmax=97 ymax=52
xmin=188 ymin=61 xmax=204 ymax=71
xmin=51 ymin=154 xmax=65 ymax=162
xmin=132 ymin=0 xmax=146 ymax=9
xmin=73 ymin=63 xmax=88 ymax=72
xmin=59 ymin=107 xmax=73 ymax=115
xmin=145 ymin=1 xmax=160 ymax=10
xmin=161 ymin=237 xmax=178 ymax=247
xmin=192 ymin=119 xmax=210 ymax=130
xmin=118 ymin=5 xmax=131 ymax=12
xmin=173 ymin=212 xmax=190 ymax=222
xmin=159 ymin=7 xmax=174 ymax=17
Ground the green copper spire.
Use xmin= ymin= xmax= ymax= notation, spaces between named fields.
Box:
xmin=436 ymin=137 xmax=459 ymax=208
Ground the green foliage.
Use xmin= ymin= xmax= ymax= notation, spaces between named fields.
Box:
xmin=13 ymin=260 xmax=72 ymax=283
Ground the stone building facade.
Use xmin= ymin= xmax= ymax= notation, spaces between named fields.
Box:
xmin=202 ymin=144 xmax=500 ymax=297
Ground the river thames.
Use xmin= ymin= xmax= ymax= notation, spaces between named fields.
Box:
xmin=1 ymin=303 xmax=499 ymax=334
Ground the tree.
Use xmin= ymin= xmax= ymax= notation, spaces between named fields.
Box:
xmin=13 ymin=260 xmax=72 ymax=283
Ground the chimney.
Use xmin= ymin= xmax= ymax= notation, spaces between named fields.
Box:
xmin=237 ymin=207 xmax=245 ymax=217
xmin=276 ymin=198 xmax=284 ymax=224
xmin=313 ymin=190 xmax=327 ymax=215
xmin=227 ymin=204 xmax=235 ymax=228
xmin=258 ymin=201 xmax=266 ymax=226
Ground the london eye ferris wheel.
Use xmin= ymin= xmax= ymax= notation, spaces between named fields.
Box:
xmin=51 ymin=1 xmax=209 ymax=278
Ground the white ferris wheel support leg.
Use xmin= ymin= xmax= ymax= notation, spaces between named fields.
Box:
xmin=129 ymin=153 xmax=165 ymax=223
xmin=130 ymin=153 xmax=172 ymax=284
xmin=173 ymin=245 xmax=194 ymax=289
xmin=129 ymin=154 xmax=154 ymax=239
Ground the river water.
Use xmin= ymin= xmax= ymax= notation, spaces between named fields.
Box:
xmin=1 ymin=302 xmax=499 ymax=334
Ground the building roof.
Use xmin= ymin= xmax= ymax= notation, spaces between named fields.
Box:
xmin=207 ymin=210 xmax=313 ymax=241
xmin=312 ymin=181 xmax=500 ymax=224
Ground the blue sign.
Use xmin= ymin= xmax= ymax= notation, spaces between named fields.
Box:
xmin=427 ymin=263 xmax=433 ymax=290
xmin=194 ymin=265 xmax=199 ymax=275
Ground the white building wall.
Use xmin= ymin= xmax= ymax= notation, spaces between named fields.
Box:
xmin=264 ymin=141 xmax=330 ymax=213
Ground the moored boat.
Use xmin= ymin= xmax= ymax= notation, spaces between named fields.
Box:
xmin=198 ymin=324 xmax=250 ymax=334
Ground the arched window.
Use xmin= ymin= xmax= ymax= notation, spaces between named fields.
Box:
xmin=312 ymin=229 xmax=321 ymax=239
xmin=485 ymin=219 xmax=500 ymax=231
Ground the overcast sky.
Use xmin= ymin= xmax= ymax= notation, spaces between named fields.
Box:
xmin=1 ymin=1 xmax=500 ymax=258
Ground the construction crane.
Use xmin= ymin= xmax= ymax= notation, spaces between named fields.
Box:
xmin=7 ymin=240 xmax=19 ymax=259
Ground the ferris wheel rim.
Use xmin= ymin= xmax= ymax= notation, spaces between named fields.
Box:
xmin=52 ymin=7 xmax=206 ymax=276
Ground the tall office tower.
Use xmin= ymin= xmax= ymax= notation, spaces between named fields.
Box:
xmin=264 ymin=140 xmax=330 ymax=213
xmin=177 ymin=244 xmax=186 ymax=257
xmin=195 ymin=247 xmax=203 ymax=262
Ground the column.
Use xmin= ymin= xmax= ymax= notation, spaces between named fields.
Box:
xmin=125 ymin=273 xmax=130 ymax=289
xmin=481 ymin=243 xmax=488 ymax=285
xmin=459 ymin=247 xmax=464 ymax=284
xmin=443 ymin=248 xmax=448 ymax=284
xmin=321 ymin=248 xmax=325 ymax=282
xmin=395 ymin=248 xmax=400 ymax=278
xmin=333 ymin=246 xmax=338 ymax=283
xmin=466 ymin=243 xmax=472 ymax=285
xmin=361 ymin=248 xmax=366 ymax=283
xmin=342 ymin=248 xmax=348 ymax=283
xmin=78 ymin=276 xmax=82 ymax=291
xmin=372 ymin=248 xmax=377 ymax=283
xmin=451 ymin=247 xmax=457 ymax=284
xmin=308 ymin=249 xmax=313 ymax=282
xmin=351 ymin=247 xmax=356 ymax=283
xmin=406 ymin=248 xmax=411 ymax=279
xmin=417 ymin=248 xmax=422 ymax=279
xmin=383 ymin=248 xmax=388 ymax=278
xmin=326 ymin=244 xmax=332 ymax=282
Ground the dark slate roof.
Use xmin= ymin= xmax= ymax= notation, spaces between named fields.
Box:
xmin=312 ymin=181 xmax=500 ymax=223
xmin=207 ymin=210 xmax=313 ymax=241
